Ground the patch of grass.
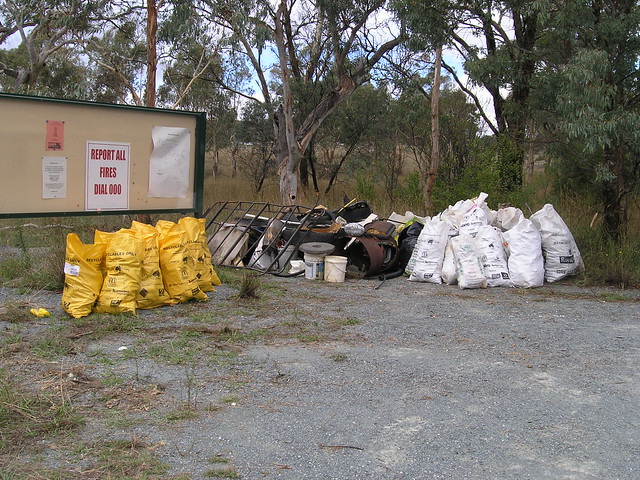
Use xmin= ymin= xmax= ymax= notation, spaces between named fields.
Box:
xmin=258 ymin=279 xmax=289 ymax=297
xmin=88 ymin=437 xmax=170 ymax=477
xmin=104 ymin=409 xmax=138 ymax=429
xmin=190 ymin=310 xmax=225 ymax=324
xmin=209 ymin=349 xmax=239 ymax=366
xmin=69 ymin=313 xmax=144 ymax=341
xmin=220 ymin=395 xmax=241 ymax=404
xmin=31 ymin=334 xmax=74 ymax=359
xmin=22 ymin=245 xmax=66 ymax=291
xmin=87 ymin=349 xmax=119 ymax=366
xmin=204 ymin=467 xmax=241 ymax=478
xmin=0 ymin=330 xmax=24 ymax=356
xmin=166 ymin=406 xmax=199 ymax=422
xmin=563 ymin=197 xmax=640 ymax=288
xmin=296 ymin=333 xmax=323 ymax=343
xmin=332 ymin=316 xmax=361 ymax=327
xmin=0 ymin=369 xmax=84 ymax=453
xmin=0 ymin=464 xmax=80 ymax=480
xmin=100 ymin=372 xmax=126 ymax=386
xmin=525 ymin=287 xmax=639 ymax=303
xmin=214 ymin=267 xmax=244 ymax=287
xmin=0 ymin=300 xmax=34 ymax=323
xmin=0 ymin=255 xmax=30 ymax=286
xmin=330 ymin=353 xmax=348 ymax=362
xmin=94 ymin=313 xmax=144 ymax=336
xmin=596 ymin=292 xmax=639 ymax=302
xmin=208 ymin=455 xmax=230 ymax=464
xmin=146 ymin=335 xmax=203 ymax=365
xmin=279 ymin=319 xmax=305 ymax=328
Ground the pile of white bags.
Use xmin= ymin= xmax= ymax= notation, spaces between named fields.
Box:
xmin=407 ymin=193 xmax=583 ymax=289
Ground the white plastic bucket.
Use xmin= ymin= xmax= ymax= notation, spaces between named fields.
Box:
xmin=324 ymin=255 xmax=348 ymax=283
xmin=304 ymin=253 xmax=325 ymax=280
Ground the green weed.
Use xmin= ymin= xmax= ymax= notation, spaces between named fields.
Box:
xmin=100 ymin=372 xmax=126 ymax=386
xmin=220 ymin=395 xmax=241 ymax=404
xmin=209 ymin=350 xmax=239 ymax=366
xmin=204 ymin=467 xmax=241 ymax=478
xmin=296 ymin=333 xmax=323 ymax=343
xmin=32 ymin=334 xmax=73 ymax=359
xmin=0 ymin=256 xmax=30 ymax=285
xmin=208 ymin=455 xmax=230 ymax=464
xmin=330 ymin=353 xmax=348 ymax=362
xmin=166 ymin=407 xmax=199 ymax=422
xmin=332 ymin=316 xmax=361 ymax=327
xmin=238 ymin=272 xmax=261 ymax=299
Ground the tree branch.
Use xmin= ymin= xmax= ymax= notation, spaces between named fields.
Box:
xmin=441 ymin=59 xmax=499 ymax=135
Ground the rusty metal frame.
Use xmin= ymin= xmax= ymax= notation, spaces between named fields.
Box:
xmin=203 ymin=201 xmax=326 ymax=275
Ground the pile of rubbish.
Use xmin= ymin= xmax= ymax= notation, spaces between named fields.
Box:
xmin=205 ymin=193 xmax=583 ymax=289
xmin=58 ymin=194 xmax=583 ymax=319
xmin=402 ymin=193 xmax=583 ymax=288
xmin=62 ymin=217 xmax=221 ymax=318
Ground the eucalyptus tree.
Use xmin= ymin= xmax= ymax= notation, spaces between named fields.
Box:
xmin=236 ymin=101 xmax=276 ymax=192
xmin=395 ymin=0 xmax=540 ymax=192
xmin=316 ymin=83 xmax=391 ymax=195
xmin=0 ymin=0 xmax=108 ymax=90
xmin=183 ymin=0 xmax=404 ymax=205
xmin=537 ymin=0 xmax=640 ymax=240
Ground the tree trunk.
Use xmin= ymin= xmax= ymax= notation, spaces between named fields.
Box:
xmin=602 ymin=143 xmax=627 ymax=241
xmin=136 ymin=0 xmax=158 ymax=225
xmin=212 ymin=148 xmax=219 ymax=179
xmin=145 ymin=0 xmax=158 ymax=108
xmin=425 ymin=46 xmax=442 ymax=215
xmin=275 ymin=1 xmax=303 ymax=205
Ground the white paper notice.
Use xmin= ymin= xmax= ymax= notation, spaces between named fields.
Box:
xmin=85 ymin=141 xmax=130 ymax=210
xmin=42 ymin=156 xmax=67 ymax=199
xmin=148 ymin=126 xmax=190 ymax=198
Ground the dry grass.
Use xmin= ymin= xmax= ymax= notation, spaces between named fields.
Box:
xmin=0 ymin=369 xmax=84 ymax=453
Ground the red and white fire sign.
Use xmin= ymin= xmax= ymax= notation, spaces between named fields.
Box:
xmin=85 ymin=141 xmax=130 ymax=210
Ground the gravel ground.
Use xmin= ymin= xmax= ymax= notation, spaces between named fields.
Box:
xmin=1 ymin=275 xmax=639 ymax=479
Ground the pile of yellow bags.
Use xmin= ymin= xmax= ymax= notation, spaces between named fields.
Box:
xmin=61 ymin=217 xmax=221 ymax=318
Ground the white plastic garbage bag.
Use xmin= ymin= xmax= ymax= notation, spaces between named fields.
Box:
xmin=493 ymin=207 xmax=524 ymax=231
xmin=408 ymin=218 xmax=449 ymax=283
xmin=439 ymin=198 xmax=474 ymax=236
xmin=502 ymin=218 xmax=544 ymax=288
xmin=475 ymin=225 xmax=510 ymax=287
xmin=530 ymin=204 xmax=584 ymax=282
xmin=459 ymin=203 xmax=488 ymax=238
xmin=441 ymin=237 xmax=457 ymax=285
xmin=451 ymin=233 xmax=487 ymax=289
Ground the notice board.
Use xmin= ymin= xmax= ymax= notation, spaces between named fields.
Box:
xmin=0 ymin=93 xmax=206 ymax=219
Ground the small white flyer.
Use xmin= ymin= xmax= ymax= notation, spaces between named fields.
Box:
xmin=42 ymin=156 xmax=67 ymax=199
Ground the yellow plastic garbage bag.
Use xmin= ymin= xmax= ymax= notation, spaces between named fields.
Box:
xmin=61 ymin=233 xmax=106 ymax=319
xmin=93 ymin=228 xmax=143 ymax=315
xmin=178 ymin=216 xmax=221 ymax=291
xmin=157 ymin=221 xmax=208 ymax=303
xmin=130 ymin=221 xmax=172 ymax=309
